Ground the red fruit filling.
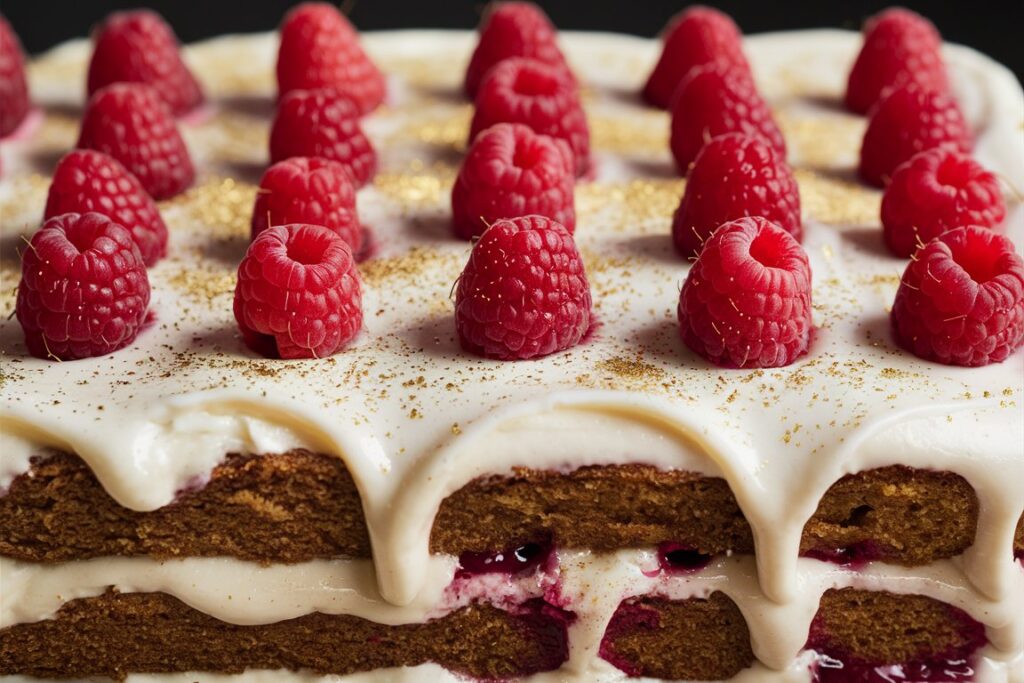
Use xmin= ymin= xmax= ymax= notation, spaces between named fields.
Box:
xmin=457 ymin=540 xmax=553 ymax=578
xmin=657 ymin=542 xmax=712 ymax=574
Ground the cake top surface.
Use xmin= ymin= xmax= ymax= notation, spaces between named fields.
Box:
xmin=1 ymin=28 xmax=1022 ymax=608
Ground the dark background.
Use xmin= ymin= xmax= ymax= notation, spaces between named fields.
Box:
xmin=4 ymin=1 xmax=1023 ymax=79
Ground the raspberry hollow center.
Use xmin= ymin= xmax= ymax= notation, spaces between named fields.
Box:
xmin=934 ymin=154 xmax=971 ymax=189
xmin=748 ymin=229 xmax=788 ymax=269
xmin=513 ymin=67 xmax=560 ymax=97
xmin=952 ymin=238 xmax=1000 ymax=284
xmin=286 ymin=235 xmax=328 ymax=265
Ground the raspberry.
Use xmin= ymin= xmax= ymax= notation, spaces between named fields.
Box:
xmin=845 ymin=8 xmax=949 ymax=115
xmin=234 ymin=224 xmax=362 ymax=359
xmin=269 ymin=88 xmax=377 ymax=188
xmin=892 ymin=226 xmax=1024 ymax=367
xmin=0 ymin=14 xmax=30 ymax=137
xmin=859 ymin=84 xmax=971 ymax=187
xmin=77 ymin=83 xmax=195 ymax=200
xmin=643 ymin=6 xmax=749 ymax=109
xmin=276 ymin=2 xmax=385 ymax=115
xmin=16 ymin=212 xmax=151 ymax=361
xmin=87 ymin=10 xmax=204 ymax=117
xmin=672 ymin=133 xmax=801 ymax=259
xmin=881 ymin=147 xmax=1005 ymax=258
xmin=678 ymin=216 xmax=812 ymax=368
xmin=455 ymin=215 xmax=592 ymax=360
xmin=252 ymin=157 xmax=362 ymax=256
xmin=452 ymin=123 xmax=575 ymax=240
xmin=469 ymin=57 xmax=590 ymax=176
xmin=45 ymin=150 xmax=168 ymax=266
xmin=464 ymin=2 xmax=572 ymax=100
xmin=669 ymin=62 xmax=785 ymax=174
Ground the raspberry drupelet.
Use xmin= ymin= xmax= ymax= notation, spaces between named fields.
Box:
xmin=234 ymin=224 xmax=363 ymax=360
xmin=276 ymin=2 xmax=386 ymax=115
xmin=669 ymin=62 xmax=785 ymax=175
xmin=643 ymin=6 xmax=749 ymax=110
xmin=892 ymin=226 xmax=1024 ymax=367
xmin=672 ymin=133 xmax=801 ymax=260
xmin=469 ymin=57 xmax=590 ymax=176
xmin=0 ymin=14 xmax=31 ymax=137
xmin=678 ymin=216 xmax=813 ymax=368
xmin=845 ymin=7 xmax=949 ymax=115
xmin=45 ymin=149 xmax=169 ymax=266
xmin=252 ymin=157 xmax=362 ymax=256
xmin=87 ymin=9 xmax=204 ymax=117
xmin=452 ymin=122 xmax=576 ymax=240
xmin=77 ymin=83 xmax=195 ymax=200
xmin=455 ymin=215 xmax=592 ymax=361
xmin=16 ymin=212 xmax=151 ymax=361
xmin=269 ymin=88 xmax=377 ymax=188
xmin=881 ymin=147 xmax=1005 ymax=258
xmin=464 ymin=1 xmax=572 ymax=100
xmin=858 ymin=83 xmax=971 ymax=188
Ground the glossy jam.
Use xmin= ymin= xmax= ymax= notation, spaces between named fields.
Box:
xmin=456 ymin=540 xmax=553 ymax=578
xmin=656 ymin=541 xmax=712 ymax=574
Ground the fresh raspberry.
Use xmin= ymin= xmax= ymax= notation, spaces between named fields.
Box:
xmin=77 ymin=83 xmax=195 ymax=200
xmin=276 ymin=2 xmax=385 ymax=115
xmin=269 ymin=88 xmax=377 ymax=188
xmin=252 ymin=156 xmax=362 ymax=256
xmin=455 ymin=215 xmax=592 ymax=360
xmin=234 ymin=224 xmax=362 ymax=359
xmin=643 ymin=6 xmax=750 ymax=109
xmin=672 ymin=133 xmax=801 ymax=259
xmin=0 ymin=14 xmax=30 ymax=137
xmin=678 ymin=216 xmax=812 ymax=368
xmin=892 ymin=226 xmax=1024 ymax=366
xmin=469 ymin=57 xmax=590 ymax=176
xmin=464 ymin=2 xmax=573 ymax=100
xmin=45 ymin=150 xmax=168 ymax=266
xmin=87 ymin=10 xmax=204 ymax=117
xmin=859 ymin=84 xmax=971 ymax=187
xmin=669 ymin=62 xmax=786 ymax=175
xmin=452 ymin=122 xmax=575 ymax=240
xmin=881 ymin=147 xmax=1005 ymax=258
xmin=16 ymin=212 xmax=151 ymax=361
xmin=845 ymin=8 xmax=949 ymax=115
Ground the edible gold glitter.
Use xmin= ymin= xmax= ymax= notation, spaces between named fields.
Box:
xmin=795 ymin=169 xmax=881 ymax=226
xmin=577 ymin=179 xmax=685 ymax=227
xmin=164 ymin=177 xmax=258 ymax=240
xmin=373 ymin=163 xmax=458 ymax=208
xmin=596 ymin=356 xmax=666 ymax=384
xmin=588 ymin=112 xmax=669 ymax=154
xmin=166 ymin=266 xmax=237 ymax=306
xmin=360 ymin=247 xmax=463 ymax=287
xmin=391 ymin=106 xmax=472 ymax=150
xmin=0 ymin=175 xmax=50 ymax=227
xmin=776 ymin=111 xmax=864 ymax=170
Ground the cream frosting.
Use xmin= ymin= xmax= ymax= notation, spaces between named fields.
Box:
xmin=1 ymin=27 xmax=1023 ymax=683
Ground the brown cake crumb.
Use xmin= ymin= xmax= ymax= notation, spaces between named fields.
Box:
xmin=0 ymin=591 xmax=569 ymax=680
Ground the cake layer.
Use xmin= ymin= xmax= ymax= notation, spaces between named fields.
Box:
xmin=4 ymin=451 xmax=1011 ymax=565
xmin=0 ymin=591 xmax=570 ymax=680
xmin=0 ymin=588 xmax=992 ymax=681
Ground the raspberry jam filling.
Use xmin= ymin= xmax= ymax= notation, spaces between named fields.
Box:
xmin=803 ymin=540 xmax=882 ymax=569
xmin=509 ymin=598 xmax=576 ymax=675
xmin=456 ymin=540 xmax=553 ymax=578
xmin=657 ymin=542 xmax=712 ymax=574
xmin=597 ymin=600 xmax=661 ymax=677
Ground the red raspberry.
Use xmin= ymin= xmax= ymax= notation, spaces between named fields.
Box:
xmin=0 ymin=14 xmax=30 ymax=137
xmin=469 ymin=57 xmax=590 ymax=176
xmin=859 ymin=84 xmax=971 ymax=187
xmin=845 ymin=8 xmax=949 ymax=115
xmin=452 ymin=122 xmax=575 ymax=240
xmin=45 ymin=150 xmax=168 ymax=267
xmin=455 ymin=215 xmax=592 ymax=360
xmin=892 ymin=226 xmax=1024 ymax=366
xmin=643 ymin=6 xmax=750 ymax=109
xmin=678 ymin=216 xmax=812 ymax=368
xmin=269 ymin=88 xmax=377 ymax=188
xmin=77 ymin=83 xmax=195 ymax=200
xmin=234 ymin=224 xmax=362 ymax=359
xmin=464 ymin=2 xmax=572 ymax=100
xmin=276 ymin=2 xmax=385 ymax=115
xmin=252 ymin=157 xmax=362 ymax=256
xmin=669 ymin=62 xmax=785 ymax=175
xmin=16 ymin=212 xmax=151 ymax=361
xmin=882 ymin=147 xmax=1005 ymax=258
xmin=87 ymin=10 xmax=204 ymax=117
xmin=672 ymin=133 xmax=801 ymax=259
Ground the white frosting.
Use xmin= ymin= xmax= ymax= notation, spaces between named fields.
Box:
xmin=1 ymin=27 xmax=1023 ymax=683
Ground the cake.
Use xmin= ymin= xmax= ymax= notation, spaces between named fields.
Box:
xmin=1 ymin=4 xmax=1023 ymax=683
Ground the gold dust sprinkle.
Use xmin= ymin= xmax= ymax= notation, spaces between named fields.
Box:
xmin=166 ymin=266 xmax=237 ymax=305
xmin=164 ymin=177 xmax=258 ymax=240
xmin=596 ymin=356 xmax=666 ymax=384
xmin=360 ymin=247 xmax=463 ymax=287
xmin=577 ymin=179 xmax=685 ymax=226
xmin=373 ymin=162 xmax=458 ymax=208
xmin=588 ymin=111 xmax=669 ymax=154
xmin=795 ymin=169 xmax=880 ymax=226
